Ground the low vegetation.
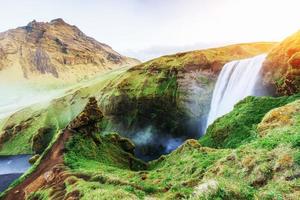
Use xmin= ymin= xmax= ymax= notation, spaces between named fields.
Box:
xmin=201 ymin=94 xmax=300 ymax=148
xmin=5 ymin=95 xmax=298 ymax=199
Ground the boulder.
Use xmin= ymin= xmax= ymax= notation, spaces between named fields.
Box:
xmin=29 ymin=154 xmax=40 ymax=164
xmin=32 ymin=127 xmax=53 ymax=154
xmin=69 ymin=97 xmax=103 ymax=135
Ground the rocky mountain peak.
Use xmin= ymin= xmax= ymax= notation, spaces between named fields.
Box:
xmin=0 ymin=19 xmax=140 ymax=85
xmin=50 ymin=18 xmax=66 ymax=24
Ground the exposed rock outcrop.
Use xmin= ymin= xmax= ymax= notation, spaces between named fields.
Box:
xmin=31 ymin=127 xmax=53 ymax=154
xmin=68 ymin=97 xmax=103 ymax=135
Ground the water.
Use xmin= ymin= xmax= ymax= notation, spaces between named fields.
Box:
xmin=206 ymin=54 xmax=266 ymax=128
xmin=0 ymin=155 xmax=31 ymax=175
xmin=0 ymin=155 xmax=31 ymax=192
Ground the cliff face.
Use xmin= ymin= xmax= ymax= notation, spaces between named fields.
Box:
xmin=0 ymin=42 xmax=275 ymax=159
xmin=262 ymin=30 xmax=300 ymax=95
xmin=0 ymin=18 xmax=139 ymax=84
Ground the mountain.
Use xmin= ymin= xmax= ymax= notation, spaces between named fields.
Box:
xmin=0 ymin=18 xmax=140 ymax=85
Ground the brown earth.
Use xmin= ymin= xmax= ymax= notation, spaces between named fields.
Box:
xmin=3 ymin=128 xmax=72 ymax=200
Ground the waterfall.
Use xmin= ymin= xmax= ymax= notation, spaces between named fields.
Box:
xmin=206 ymin=54 xmax=266 ymax=128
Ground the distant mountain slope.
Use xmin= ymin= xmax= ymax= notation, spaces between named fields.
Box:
xmin=0 ymin=18 xmax=140 ymax=85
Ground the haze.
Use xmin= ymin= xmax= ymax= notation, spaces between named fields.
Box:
xmin=1 ymin=0 xmax=300 ymax=61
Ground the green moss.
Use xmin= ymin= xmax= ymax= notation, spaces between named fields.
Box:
xmin=294 ymin=151 xmax=300 ymax=165
xmin=64 ymin=132 xmax=146 ymax=172
xmin=200 ymin=94 xmax=300 ymax=149
xmin=65 ymin=178 xmax=140 ymax=200
xmin=27 ymin=189 xmax=51 ymax=200
xmin=4 ymin=95 xmax=300 ymax=199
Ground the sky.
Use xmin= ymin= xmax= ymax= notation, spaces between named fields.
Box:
xmin=1 ymin=0 xmax=300 ymax=61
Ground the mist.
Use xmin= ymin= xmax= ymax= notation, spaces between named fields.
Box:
xmin=0 ymin=86 xmax=65 ymax=120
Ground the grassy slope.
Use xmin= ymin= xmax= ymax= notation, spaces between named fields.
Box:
xmin=138 ymin=42 xmax=275 ymax=72
xmin=69 ymin=98 xmax=300 ymax=200
xmin=198 ymin=99 xmax=300 ymax=200
xmin=200 ymin=94 xmax=300 ymax=149
xmin=19 ymin=96 xmax=300 ymax=200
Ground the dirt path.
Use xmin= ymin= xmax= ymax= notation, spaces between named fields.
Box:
xmin=2 ymin=129 xmax=73 ymax=200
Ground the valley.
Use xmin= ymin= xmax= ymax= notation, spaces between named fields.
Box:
xmin=0 ymin=18 xmax=300 ymax=200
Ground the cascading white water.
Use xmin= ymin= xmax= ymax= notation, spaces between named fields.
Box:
xmin=206 ymin=54 xmax=266 ymax=128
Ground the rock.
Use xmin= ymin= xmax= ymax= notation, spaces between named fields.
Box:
xmin=0 ymin=119 xmax=32 ymax=148
xmin=29 ymin=154 xmax=40 ymax=164
xmin=119 ymin=137 xmax=135 ymax=154
xmin=69 ymin=97 xmax=103 ymax=135
xmin=32 ymin=127 xmax=53 ymax=154
xmin=0 ymin=130 xmax=11 ymax=144
xmin=251 ymin=172 xmax=269 ymax=187
xmin=192 ymin=179 xmax=219 ymax=198
xmin=250 ymin=163 xmax=273 ymax=187
xmin=106 ymin=132 xmax=136 ymax=154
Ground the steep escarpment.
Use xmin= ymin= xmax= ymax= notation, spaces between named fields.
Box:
xmin=0 ymin=43 xmax=275 ymax=160
xmin=0 ymin=18 xmax=139 ymax=85
xmin=262 ymin=30 xmax=300 ymax=95
xmin=97 ymin=43 xmax=275 ymax=153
